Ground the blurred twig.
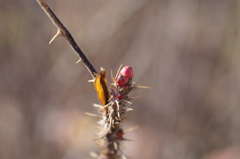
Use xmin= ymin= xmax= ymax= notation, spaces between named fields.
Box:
xmin=36 ymin=0 xmax=97 ymax=78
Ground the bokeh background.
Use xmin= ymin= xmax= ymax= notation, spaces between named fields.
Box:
xmin=1 ymin=0 xmax=240 ymax=159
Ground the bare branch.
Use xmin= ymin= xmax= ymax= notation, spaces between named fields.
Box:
xmin=36 ymin=0 xmax=98 ymax=78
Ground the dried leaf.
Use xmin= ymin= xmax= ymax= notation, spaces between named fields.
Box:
xmin=94 ymin=70 xmax=109 ymax=106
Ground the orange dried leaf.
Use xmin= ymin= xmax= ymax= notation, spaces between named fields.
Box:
xmin=94 ymin=70 xmax=109 ymax=106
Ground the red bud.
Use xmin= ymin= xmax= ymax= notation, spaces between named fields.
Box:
xmin=117 ymin=129 xmax=124 ymax=139
xmin=116 ymin=66 xmax=134 ymax=88
xmin=116 ymin=75 xmax=128 ymax=88
xmin=116 ymin=93 xmax=123 ymax=99
xmin=120 ymin=66 xmax=134 ymax=79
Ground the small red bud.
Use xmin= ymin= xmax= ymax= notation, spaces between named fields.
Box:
xmin=116 ymin=66 xmax=134 ymax=88
xmin=116 ymin=75 xmax=128 ymax=88
xmin=116 ymin=93 xmax=123 ymax=99
xmin=117 ymin=129 xmax=124 ymax=139
xmin=120 ymin=66 xmax=134 ymax=79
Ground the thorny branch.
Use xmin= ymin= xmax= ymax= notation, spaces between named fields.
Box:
xmin=36 ymin=1 xmax=150 ymax=159
xmin=36 ymin=0 xmax=97 ymax=78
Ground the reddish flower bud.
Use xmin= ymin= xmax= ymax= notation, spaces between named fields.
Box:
xmin=116 ymin=66 xmax=134 ymax=88
xmin=116 ymin=75 xmax=128 ymax=88
xmin=120 ymin=66 xmax=134 ymax=79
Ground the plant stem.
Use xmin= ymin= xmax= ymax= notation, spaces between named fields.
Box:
xmin=36 ymin=0 xmax=98 ymax=78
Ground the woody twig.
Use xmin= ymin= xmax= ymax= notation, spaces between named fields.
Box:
xmin=36 ymin=0 xmax=97 ymax=78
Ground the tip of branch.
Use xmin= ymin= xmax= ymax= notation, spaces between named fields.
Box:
xmin=49 ymin=30 xmax=62 ymax=44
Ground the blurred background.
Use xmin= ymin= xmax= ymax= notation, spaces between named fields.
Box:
xmin=1 ymin=0 xmax=240 ymax=159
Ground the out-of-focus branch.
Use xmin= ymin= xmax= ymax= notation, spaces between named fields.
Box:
xmin=36 ymin=0 xmax=98 ymax=78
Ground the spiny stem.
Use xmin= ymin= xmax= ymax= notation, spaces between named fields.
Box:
xmin=36 ymin=0 xmax=98 ymax=78
xmin=36 ymin=2 xmax=150 ymax=158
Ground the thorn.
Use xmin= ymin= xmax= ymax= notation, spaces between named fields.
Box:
xmin=114 ymin=142 xmax=118 ymax=150
xmin=76 ymin=58 xmax=82 ymax=64
xmin=84 ymin=112 xmax=101 ymax=119
xmin=125 ymin=125 xmax=139 ymax=133
xmin=49 ymin=30 xmax=62 ymax=44
xmin=89 ymin=152 xmax=98 ymax=158
xmin=92 ymin=137 xmax=101 ymax=141
xmin=115 ymin=64 xmax=123 ymax=80
xmin=109 ymin=117 xmax=113 ymax=126
xmin=119 ymin=150 xmax=127 ymax=159
xmin=134 ymin=86 xmax=152 ymax=90
xmin=123 ymin=100 xmax=132 ymax=104
xmin=97 ymin=103 xmax=110 ymax=112
xmin=97 ymin=121 xmax=102 ymax=125
xmin=88 ymin=79 xmax=95 ymax=83
xmin=125 ymin=108 xmax=133 ymax=112
xmin=110 ymin=82 xmax=117 ymax=87
xmin=108 ymin=95 xmax=114 ymax=101
xmin=93 ymin=103 xmax=103 ymax=109
xmin=116 ymin=100 xmax=120 ymax=119
xmin=122 ymin=138 xmax=133 ymax=141
xmin=111 ymin=70 xmax=116 ymax=83
xmin=129 ymin=95 xmax=142 ymax=100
